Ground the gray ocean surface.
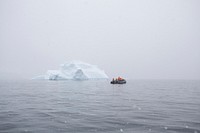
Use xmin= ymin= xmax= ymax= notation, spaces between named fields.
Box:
xmin=0 ymin=80 xmax=199 ymax=133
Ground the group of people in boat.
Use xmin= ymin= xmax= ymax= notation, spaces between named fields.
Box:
xmin=112 ymin=77 xmax=124 ymax=81
xmin=111 ymin=77 xmax=126 ymax=84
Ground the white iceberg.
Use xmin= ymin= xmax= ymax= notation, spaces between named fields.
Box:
xmin=34 ymin=61 xmax=108 ymax=80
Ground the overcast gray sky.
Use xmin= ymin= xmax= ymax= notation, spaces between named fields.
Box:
xmin=0 ymin=0 xmax=200 ymax=79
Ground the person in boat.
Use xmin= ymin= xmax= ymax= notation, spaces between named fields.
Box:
xmin=112 ymin=78 xmax=115 ymax=82
xmin=118 ymin=77 xmax=122 ymax=81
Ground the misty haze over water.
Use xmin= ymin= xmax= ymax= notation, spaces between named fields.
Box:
xmin=0 ymin=0 xmax=200 ymax=133
xmin=0 ymin=0 xmax=200 ymax=80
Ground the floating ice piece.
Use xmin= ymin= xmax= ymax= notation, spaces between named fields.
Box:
xmin=33 ymin=61 xmax=108 ymax=80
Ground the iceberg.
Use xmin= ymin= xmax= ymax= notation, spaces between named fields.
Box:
xmin=34 ymin=61 xmax=108 ymax=80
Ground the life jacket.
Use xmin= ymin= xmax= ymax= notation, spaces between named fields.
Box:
xmin=118 ymin=77 xmax=122 ymax=80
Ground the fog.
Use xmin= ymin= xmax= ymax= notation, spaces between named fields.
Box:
xmin=0 ymin=0 xmax=200 ymax=80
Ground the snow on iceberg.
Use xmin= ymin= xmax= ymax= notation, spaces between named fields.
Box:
xmin=34 ymin=61 xmax=108 ymax=80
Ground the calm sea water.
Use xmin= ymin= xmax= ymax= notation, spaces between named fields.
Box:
xmin=0 ymin=80 xmax=199 ymax=133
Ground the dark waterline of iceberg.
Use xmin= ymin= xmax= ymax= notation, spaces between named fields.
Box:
xmin=0 ymin=79 xmax=200 ymax=133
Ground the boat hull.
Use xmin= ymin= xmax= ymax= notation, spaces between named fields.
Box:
xmin=110 ymin=80 xmax=126 ymax=84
